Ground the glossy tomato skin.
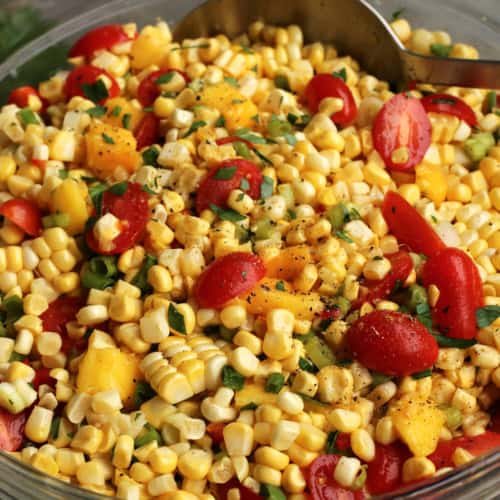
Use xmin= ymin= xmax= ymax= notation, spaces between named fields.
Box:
xmin=194 ymin=252 xmax=266 ymax=309
xmin=428 ymin=431 xmax=500 ymax=469
xmin=0 ymin=408 xmax=26 ymax=451
xmin=137 ymin=69 xmax=190 ymax=106
xmin=63 ymin=65 xmax=120 ymax=103
xmin=304 ymin=74 xmax=357 ymax=125
xmin=307 ymin=455 xmax=365 ymax=500
xmin=373 ymin=94 xmax=431 ymax=172
xmin=346 ymin=311 xmax=438 ymax=376
xmin=366 ymin=442 xmax=411 ymax=495
xmin=40 ymin=296 xmax=85 ymax=354
xmin=422 ymin=247 xmax=483 ymax=339
xmin=32 ymin=367 xmax=56 ymax=390
xmin=7 ymin=86 xmax=46 ymax=111
xmin=134 ymin=113 xmax=159 ymax=150
xmin=421 ymin=93 xmax=477 ymax=126
xmin=86 ymin=182 xmax=149 ymax=255
xmin=195 ymin=159 xmax=263 ymax=214
xmin=351 ymin=250 xmax=413 ymax=310
xmin=0 ymin=198 xmax=42 ymax=237
xmin=69 ymin=24 xmax=133 ymax=59
xmin=382 ymin=191 xmax=445 ymax=257
xmin=215 ymin=478 xmax=263 ymax=500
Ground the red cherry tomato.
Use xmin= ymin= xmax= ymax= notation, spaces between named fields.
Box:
xmin=346 ymin=310 xmax=439 ymax=376
xmin=7 ymin=86 xmax=46 ymax=111
xmin=69 ymin=24 xmax=133 ymax=59
xmin=351 ymin=250 xmax=413 ymax=310
xmin=373 ymin=93 xmax=431 ymax=172
xmin=0 ymin=198 xmax=42 ymax=237
xmin=307 ymin=455 xmax=365 ymax=500
xmin=428 ymin=431 xmax=500 ymax=469
xmin=422 ymin=247 xmax=483 ymax=339
xmin=304 ymin=74 xmax=358 ymax=126
xmin=137 ymin=69 xmax=190 ymax=107
xmin=32 ymin=367 xmax=56 ymax=390
xmin=421 ymin=93 xmax=477 ymax=126
xmin=41 ymin=296 xmax=85 ymax=354
xmin=195 ymin=159 xmax=263 ymax=214
xmin=215 ymin=478 xmax=263 ymax=500
xmin=206 ymin=422 xmax=225 ymax=444
xmin=0 ymin=408 xmax=26 ymax=451
xmin=194 ymin=252 xmax=266 ymax=309
xmin=134 ymin=113 xmax=159 ymax=150
xmin=366 ymin=442 xmax=411 ymax=495
xmin=382 ymin=191 xmax=445 ymax=257
xmin=63 ymin=65 xmax=120 ymax=103
xmin=86 ymin=182 xmax=149 ymax=255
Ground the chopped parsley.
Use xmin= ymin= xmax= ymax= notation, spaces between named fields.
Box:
xmin=209 ymin=204 xmax=246 ymax=222
xmin=87 ymin=105 xmax=107 ymax=117
xmin=102 ymin=133 xmax=115 ymax=144
xmin=171 ymin=43 xmax=210 ymax=51
xmin=332 ymin=68 xmax=347 ymax=81
xmin=122 ymin=113 xmax=131 ymax=129
xmin=130 ymin=254 xmax=157 ymax=295
xmin=18 ymin=107 xmax=39 ymax=125
xmin=240 ymin=178 xmax=250 ymax=191
xmin=224 ymin=76 xmax=240 ymax=87
xmin=111 ymin=105 xmax=122 ymax=117
xmin=274 ymin=74 xmax=290 ymax=91
xmin=183 ymin=120 xmax=207 ymax=138
xmin=222 ymin=365 xmax=245 ymax=391
xmin=82 ymin=79 xmax=109 ymax=103
xmin=155 ymin=72 xmax=175 ymax=85
xmin=108 ymin=181 xmax=128 ymax=196
xmin=260 ymin=176 xmax=274 ymax=200
xmin=476 ymin=305 xmax=500 ymax=329
xmin=214 ymin=166 xmax=237 ymax=180
xmin=215 ymin=115 xmax=226 ymax=127
xmin=335 ymin=230 xmax=354 ymax=243
xmin=168 ymin=303 xmax=187 ymax=334
xmin=142 ymin=146 xmax=160 ymax=167
xmin=265 ymin=373 xmax=285 ymax=393
xmin=276 ymin=280 xmax=286 ymax=291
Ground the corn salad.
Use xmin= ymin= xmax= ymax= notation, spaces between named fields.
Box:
xmin=0 ymin=14 xmax=499 ymax=500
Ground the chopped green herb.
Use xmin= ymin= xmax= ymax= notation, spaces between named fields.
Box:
xmin=236 ymin=193 xmax=245 ymax=202
xmin=111 ymin=105 xmax=122 ymax=117
xmin=224 ymin=76 xmax=240 ymax=87
xmin=486 ymin=91 xmax=497 ymax=113
xmin=412 ymin=368 xmax=432 ymax=380
xmin=415 ymin=302 xmax=433 ymax=330
xmin=183 ymin=120 xmax=207 ymax=138
xmin=431 ymin=215 xmax=438 ymax=223
xmin=241 ymin=46 xmax=254 ymax=54
xmin=268 ymin=114 xmax=293 ymax=140
xmin=335 ymin=230 xmax=354 ymax=243
xmin=210 ymin=204 xmax=246 ymax=222
xmin=371 ymin=372 xmax=393 ymax=387
xmin=222 ymin=365 xmax=245 ymax=391
xmin=251 ymin=114 xmax=260 ymax=123
xmin=276 ymin=280 xmax=286 ymax=291
xmin=287 ymin=209 xmax=297 ymax=220
xmin=130 ymin=254 xmax=157 ymax=295
xmin=260 ymin=484 xmax=286 ymax=500
xmin=81 ymin=255 xmax=119 ymax=290
xmin=432 ymin=334 xmax=476 ymax=349
xmin=260 ymin=176 xmax=274 ymax=200
xmin=142 ymin=185 xmax=156 ymax=195
xmin=108 ymin=181 xmax=128 ymax=196
xmin=240 ymin=402 xmax=258 ymax=410
xmin=134 ymin=423 xmax=162 ymax=448
xmin=82 ymin=79 xmax=109 ymax=103
xmin=58 ymin=170 xmax=69 ymax=179
xmin=122 ymin=113 xmax=131 ymax=129
xmin=142 ymin=146 xmax=160 ymax=166
xmin=133 ymin=381 xmax=156 ymax=408
xmin=391 ymin=8 xmax=405 ymax=21
xmin=233 ymin=141 xmax=252 ymax=159
xmin=171 ymin=43 xmax=210 ymax=51
xmin=50 ymin=416 xmax=61 ymax=440
xmin=265 ymin=373 xmax=285 ymax=393
xmin=325 ymin=430 xmax=347 ymax=455
xmin=215 ymin=115 xmax=226 ymax=127
xmin=287 ymin=112 xmax=311 ymax=130
xmin=253 ymin=148 xmax=273 ymax=165
xmin=102 ymin=133 xmax=115 ymax=144
xmin=42 ymin=212 xmax=70 ymax=229
xmin=168 ymin=303 xmax=187 ymax=334
xmin=430 ymin=43 xmax=453 ymax=58
xmin=240 ymin=178 xmax=250 ymax=191
xmin=274 ymin=75 xmax=290 ymax=91
xmin=251 ymin=64 xmax=258 ymax=72
xmin=332 ymin=68 xmax=347 ymax=81
xmin=87 ymin=105 xmax=107 ymax=117
xmin=476 ymin=305 xmax=500 ymax=328
xmin=214 ymin=166 xmax=237 ymax=180
xmin=18 ymin=107 xmax=39 ymax=126
xmin=299 ymin=357 xmax=317 ymax=373
xmin=9 ymin=352 xmax=25 ymax=362
xmin=234 ymin=128 xmax=268 ymax=144
xmin=155 ymin=72 xmax=175 ymax=85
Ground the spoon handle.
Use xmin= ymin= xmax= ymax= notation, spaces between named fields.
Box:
xmin=401 ymin=51 xmax=500 ymax=89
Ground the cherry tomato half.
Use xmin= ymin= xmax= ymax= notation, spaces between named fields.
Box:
xmin=422 ymin=247 xmax=483 ymax=339
xmin=134 ymin=113 xmax=159 ymax=150
xmin=214 ymin=478 xmax=263 ymax=500
xmin=346 ymin=310 xmax=439 ymax=376
xmin=137 ymin=69 xmax=191 ymax=107
xmin=69 ymin=24 xmax=134 ymax=59
xmin=63 ymin=65 xmax=120 ymax=103
xmin=86 ymin=182 xmax=150 ymax=255
xmin=373 ymin=93 xmax=431 ymax=172
xmin=0 ymin=198 xmax=42 ymax=237
xmin=195 ymin=159 xmax=263 ymax=214
xmin=421 ymin=93 xmax=477 ymax=126
xmin=0 ymin=408 xmax=26 ymax=452
xmin=304 ymin=74 xmax=358 ymax=126
xmin=7 ymin=86 xmax=46 ymax=111
xmin=206 ymin=422 xmax=225 ymax=444
xmin=41 ymin=296 xmax=85 ymax=354
xmin=194 ymin=252 xmax=266 ymax=309
xmin=307 ymin=455 xmax=365 ymax=500
xmin=428 ymin=431 xmax=500 ymax=469
xmin=366 ymin=442 xmax=411 ymax=495
xmin=351 ymin=250 xmax=413 ymax=310
xmin=382 ymin=191 xmax=445 ymax=257
xmin=32 ymin=367 xmax=57 ymax=390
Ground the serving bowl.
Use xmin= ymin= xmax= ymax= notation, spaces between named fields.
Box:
xmin=0 ymin=0 xmax=499 ymax=498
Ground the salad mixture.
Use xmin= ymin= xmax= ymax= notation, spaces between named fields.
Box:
xmin=0 ymin=13 xmax=500 ymax=500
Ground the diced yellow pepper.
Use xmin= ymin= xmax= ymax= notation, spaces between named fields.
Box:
xmin=264 ymin=245 xmax=312 ymax=280
xmin=389 ymin=395 xmax=445 ymax=456
xmin=130 ymin=25 xmax=171 ymax=70
xmin=415 ymin=164 xmax=447 ymax=206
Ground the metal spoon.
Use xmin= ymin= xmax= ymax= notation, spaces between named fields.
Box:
xmin=174 ymin=0 xmax=500 ymax=89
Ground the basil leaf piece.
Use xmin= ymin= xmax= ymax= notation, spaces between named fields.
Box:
xmin=476 ymin=305 xmax=500 ymax=329
xmin=168 ymin=303 xmax=187 ymax=334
